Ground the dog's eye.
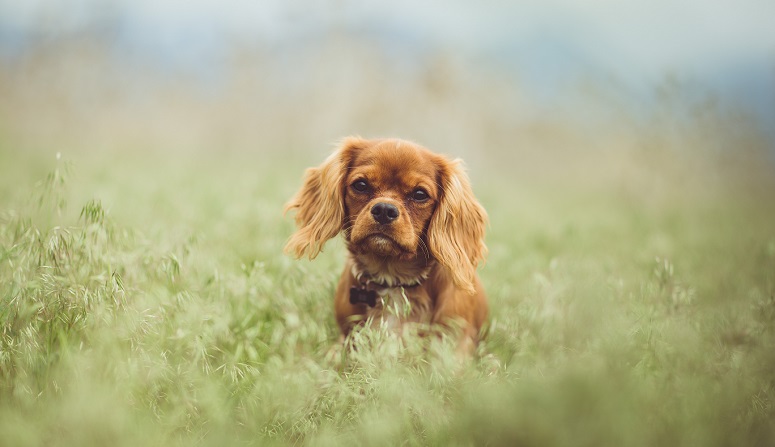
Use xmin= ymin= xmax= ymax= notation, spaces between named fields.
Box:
xmin=410 ymin=188 xmax=429 ymax=202
xmin=351 ymin=179 xmax=369 ymax=193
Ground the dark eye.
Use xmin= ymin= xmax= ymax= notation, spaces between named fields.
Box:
xmin=352 ymin=179 xmax=369 ymax=193
xmin=410 ymin=188 xmax=429 ymax=202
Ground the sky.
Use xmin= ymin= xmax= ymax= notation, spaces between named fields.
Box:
xmin=3 ymin=0 xmax=773 ymax=68
xmin=1 ymin=0 xmax=774 ymax=133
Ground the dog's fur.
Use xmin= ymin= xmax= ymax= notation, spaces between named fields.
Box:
xmin=285 ymin=137 xmax=488 ymax=353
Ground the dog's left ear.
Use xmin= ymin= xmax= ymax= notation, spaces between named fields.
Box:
xmin=284 ymin=137 xmax=365 ymax=259
xmin=427 ymin=158 xmax=488 ymax=294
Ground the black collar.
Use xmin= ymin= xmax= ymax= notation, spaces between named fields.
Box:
xmin=348 ymin=277 xmax=422 ymax=308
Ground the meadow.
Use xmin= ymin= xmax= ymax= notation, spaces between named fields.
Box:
xmin=1 ymin=47 xmax=775 ymax=446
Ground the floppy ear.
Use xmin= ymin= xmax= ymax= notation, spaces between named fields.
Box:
xmin=284 ymin=137 xmax=364 ymax=259
xmin=427 ymin=158 xmax=488 ymax=294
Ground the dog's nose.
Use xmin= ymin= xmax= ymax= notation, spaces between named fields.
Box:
xmin=371 ymin=202 xmax=400 ymax=225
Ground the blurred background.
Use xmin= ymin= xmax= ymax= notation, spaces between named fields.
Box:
xmin=1 ymin=0 xmax=774 ymax=195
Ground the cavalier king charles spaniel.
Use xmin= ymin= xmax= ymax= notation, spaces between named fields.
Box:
xmin=285 ymin=137 xmax=488 ymax=354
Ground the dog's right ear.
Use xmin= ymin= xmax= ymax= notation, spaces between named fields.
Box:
xmin=284 ymin=136 xmax=366 ymax=259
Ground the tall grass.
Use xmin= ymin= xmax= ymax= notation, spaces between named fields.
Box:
xmin=1 ymin=138 xmax=774 ymax=446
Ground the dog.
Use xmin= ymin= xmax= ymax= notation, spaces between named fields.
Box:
xmin=285 ymin=137 xmax=488 ymax=355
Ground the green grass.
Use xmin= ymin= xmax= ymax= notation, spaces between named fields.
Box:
xmin=1 ymin=141 xmax=774 ymax=447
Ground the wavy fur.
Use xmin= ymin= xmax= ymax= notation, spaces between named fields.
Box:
xmin=427 ymin=159 xmax=488 ymax=294
xmin=284 ymin=137 xmax=365 ymax=258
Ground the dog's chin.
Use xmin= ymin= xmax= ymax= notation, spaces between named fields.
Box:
xmin=354 ymin=234 xmax=414 ymax=259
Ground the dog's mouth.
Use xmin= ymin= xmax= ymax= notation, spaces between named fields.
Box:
xmin=365 ymin=233 xmax=402 ymax=249
xmin=356 ymin=233 xmax=413 ymax=257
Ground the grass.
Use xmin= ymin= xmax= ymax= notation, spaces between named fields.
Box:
xmin=1 ymin=125 xmax=774 ymax=447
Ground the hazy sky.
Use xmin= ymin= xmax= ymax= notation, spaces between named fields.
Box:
xmin=2 ymin=0 xmax=774 ymax=128
xmin=3 ymin=0 xmax=774 ymax=77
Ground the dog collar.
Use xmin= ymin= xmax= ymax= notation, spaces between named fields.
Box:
xmin=349 ymin=278 xmax=421 ymax=308
xmin=348 ymin=259 xmax=429 ymax=308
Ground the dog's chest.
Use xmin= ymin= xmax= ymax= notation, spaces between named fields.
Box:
xmin=365 ymin=286 xmax=432 ymax=330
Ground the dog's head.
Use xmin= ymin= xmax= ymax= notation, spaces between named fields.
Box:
xmin=285 ymin=137 xmax=487 ymax=294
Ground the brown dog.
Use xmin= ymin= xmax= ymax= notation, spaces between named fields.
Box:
xmin=285 ymin=137 xmax=488 ymax=354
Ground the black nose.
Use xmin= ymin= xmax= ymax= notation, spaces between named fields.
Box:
xmin=371 ymin=202 xmax=400 ymax=225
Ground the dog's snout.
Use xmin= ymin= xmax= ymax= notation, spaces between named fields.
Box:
xmin=371 ymin=202 xmax=399 ymax=225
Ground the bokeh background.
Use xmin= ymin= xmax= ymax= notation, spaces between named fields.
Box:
xmin=2 ymin=0 xmax=774 ymax=161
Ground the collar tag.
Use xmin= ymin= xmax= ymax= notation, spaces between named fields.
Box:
xmin=349 ymin=286 xmax=378 ymax=307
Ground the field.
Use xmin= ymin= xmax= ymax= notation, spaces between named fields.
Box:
xmin=2 ymin=49 xmax=775 ymax=446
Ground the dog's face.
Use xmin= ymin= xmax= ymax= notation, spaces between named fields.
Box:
xmin=344 ymin=141 xmax=440 ymax=260
xmin=285 ymin=137 xmax=487 ymax=294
